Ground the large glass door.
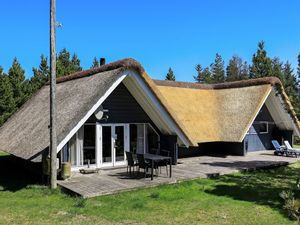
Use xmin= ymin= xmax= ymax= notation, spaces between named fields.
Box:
xmin=99 ymin=124 xmax=127 ymax=167
xmin=115 ymin=126 xmax=125 ymax=163
xmin=83 ymin=124 xmax=96 ymax=165
xmin=102 ymin=126 xmax=113 ymax=166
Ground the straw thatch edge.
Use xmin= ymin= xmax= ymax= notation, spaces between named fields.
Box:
xmin=154 ymin=77 xmax=282 ymax=90
xmin=155 ymin=77 xmax=300 ymax=139
xmin=49 ymin=58 xmax=145 ymax=84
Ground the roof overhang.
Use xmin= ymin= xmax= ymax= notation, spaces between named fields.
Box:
xmin=123 ymin=70 xmax=191 ymax=146
xmin=56 ymin=71 xmax=127 ymax=151
xmin=57 ymin=69 xmax=191 ymax=152
xmin=265 ymin=88 xmax=300 ymax=137
xmin=240 ymin=87 xmax=300 ymax=141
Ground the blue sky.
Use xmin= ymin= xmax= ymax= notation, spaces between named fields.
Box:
xmin=1 ymin=0 xmax=300 ymax=81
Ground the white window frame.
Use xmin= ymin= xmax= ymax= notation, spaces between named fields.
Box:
xmin=258 ymin=121 xmax=269 ymax=134
xmin=247 ymin=121 xmax=269 ymax=135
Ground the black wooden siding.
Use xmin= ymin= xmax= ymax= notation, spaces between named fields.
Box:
xmin=244 ymin=104 xmax=276 ymax=152
xmin=87 ymin=83 xmax=152 ymax=124
xmin=244 ymin=104 xmax=293 ymax=152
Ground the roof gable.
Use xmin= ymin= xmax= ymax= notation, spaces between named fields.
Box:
xmin=155 ymin=83 xmax=272 ymax=144
xmin=0 ymin=68 xmax=124 ymax=161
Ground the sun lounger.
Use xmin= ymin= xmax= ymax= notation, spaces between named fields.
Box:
xmin=284 ymin=141 xmax=300 ymax=157
xmin=272 ymin=140 xmax=287 ymax=156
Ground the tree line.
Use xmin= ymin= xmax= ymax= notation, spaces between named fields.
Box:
xmin=1 ymin=42 xmax=300 ymax=127
xmin=0 ymin=48 xmax=103 ymax=126
xmin=166 ymin=41 xmax=300 ymax=117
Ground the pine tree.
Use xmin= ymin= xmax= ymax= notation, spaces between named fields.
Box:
xmin=70 ymin=54 xmax=82 ymax=72
xmin=8 ymin=58 xmax=26 ymax=108
xmin=91 ymin=57 xmax=100 ymax=68
xmin=31 ymin=55 xmax=49 ymax=92
xmin=0 ymin=67 xmax=15 ymax=126
xmin=56 ymin=48 xmax=82 ymax=77
xmin=271 ymin=57 xmax=283 ymax=81
xmin=210 ymin=53 xmax=225 ymax=83
xmin=165 ymin=67 xmax=175 ymax=81
xmin=297 ymin=53 xmax=300 ymax=81
xmin=226 ymin=55 xmax=249 ymax=81
xmin=282 ymin=61 xmax=299 ymax=116
xmin=250 ymin=41 xmax=272 ymax=78
xmin=194 ymin=64 xmax=212 ymax=83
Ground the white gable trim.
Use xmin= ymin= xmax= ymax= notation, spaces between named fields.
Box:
xmin=239 ymin=87 xmax=272 ymax=142
xmin=240 ymin=87 xmax=300 ymax=142
xmin=266 ymin=88 xmax=300 ymax=137
xmin=56 ymin=72 xmax=127 ymax=151
xmin=124 ymin=70 xmax=191 ymax=147
xmin=57 ymin=69 xmax=191 ymax=152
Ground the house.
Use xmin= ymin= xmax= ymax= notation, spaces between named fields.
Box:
xmin=0 ymin=58 xmax=299 ymax=172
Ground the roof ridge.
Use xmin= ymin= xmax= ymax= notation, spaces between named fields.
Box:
xmin=48 ymin=58 xmax=145 ymax=84
xmin=154 ymin=77 xmax=282 ymax=90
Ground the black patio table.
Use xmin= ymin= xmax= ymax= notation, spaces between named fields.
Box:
xmin=144 ymin=153 xmax=172 ymax=180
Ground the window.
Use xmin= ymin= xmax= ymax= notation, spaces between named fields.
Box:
xmin=61 ymin=143 xmax=69 ymax=163
xmin=130 ymin=124 xmax=138 ymax=154
xmin=247 ymin=121 xmax=269 ymax=135
xmin=129 ymin=123 xmax=160 ymax=154
xmin=83 ymin=124 xmax=96 ymax=164
xmin=69 ymin=135 xmax=77 ymax=166
xmin=146 ymin=124 xmax=160 ymax=152
xmin=258 ymin=122 xmax=268 ymax=134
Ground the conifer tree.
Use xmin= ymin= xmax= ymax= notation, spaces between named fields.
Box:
xmin=282 ymin=61 xmax=299 ymax=116
xmin=210 ymin=53 xmax=225 ymax=83
xmin=165 ymin=67 xmax=175 ymax=81
xmin=194 ymin=64 xmax=212 ymax=83
xmin=8 ymin=58 xmax=26 ymax=108
xmin=31 ymin=55 xmax=49 ymax=92
xmin=0 ymin=67 xmax=15 ymax=126
xmin=271 ymin=57 xmax=284 ymax=81
xmin=297 ymin=53 xmax=300 ymax=81
xmin=91 ymin=57 xmax=100 ymax=68
xmin=56 ymin=48 xmax=82 ymax=77
xmin=226 ymin=55 xmax=249 ymax=81
xmin=70 ymin=54 xmax=82 ymax=72
xmin=250 ymin=41 xmax=272 ymax=78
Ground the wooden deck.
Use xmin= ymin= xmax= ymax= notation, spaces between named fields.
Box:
xmin=58 ymin=151 xmax=300 ymax=198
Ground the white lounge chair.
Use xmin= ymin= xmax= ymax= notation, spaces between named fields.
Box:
xmin=284 ymin=141 xmax=300 ymax=157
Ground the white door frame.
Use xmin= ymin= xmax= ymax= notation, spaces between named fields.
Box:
xmin=97 ymin=123 xmax=129 ymax=168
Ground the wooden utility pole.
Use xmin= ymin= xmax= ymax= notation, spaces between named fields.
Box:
xmin=50 ymin=0 xmax=57 ymax=189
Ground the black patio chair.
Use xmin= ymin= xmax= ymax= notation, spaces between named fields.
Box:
xmin=149 ymin=148 xmax=159 ymax=155
xmin=125 ymin=152 xmax=138 ymax=175
xmin=157 ymin=149 xmax=170 ymax=175
xmin=136 ymin=154 xmax=152 ymax=178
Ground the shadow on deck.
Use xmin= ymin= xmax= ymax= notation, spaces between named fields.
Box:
xmin=58 ymin=151 xmax=300 ymax=198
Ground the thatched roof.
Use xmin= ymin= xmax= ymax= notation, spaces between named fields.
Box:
xmin=154 ymin=77 xmax=300 ymax=145
xmin=0 ymin=68 xmax=125 ymax=161
xmin=1 ymin=57 xmax=299 ymax=161
xmin=0 ymin=58 xmax=192 ymax=161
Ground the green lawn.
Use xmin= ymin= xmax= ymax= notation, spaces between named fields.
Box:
xmin=0 ymin=151 xmax=9 ymax=156
xmin=0 ymin=153 xmax=300 ymax=225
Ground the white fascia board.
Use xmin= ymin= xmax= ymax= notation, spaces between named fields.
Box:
xmin=239 ymin=87 xmax=272 ymax=142
xmin=126 ymin=70 xmax=191 ymax=147
xmin=56 ymin=72 xmax=127 ymax=152
xmin=267 ymin=88 xmax=299 ymax=134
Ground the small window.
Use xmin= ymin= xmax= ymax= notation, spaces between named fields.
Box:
xmin=61 ymin=143 xmax=70 ymax=163
xmin=259 ymin=122 xmax=268 ymax=134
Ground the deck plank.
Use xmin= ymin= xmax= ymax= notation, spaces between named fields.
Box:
xmin=58 ymin=152 xmax=300 ymax=198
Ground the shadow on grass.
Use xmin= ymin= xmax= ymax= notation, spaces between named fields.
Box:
xmin=201 ymin=159 xmax=290 ymax=171
xmin=204 ymin=164 xmax=300 ymax=218
xmin=0 ymin=154 xmax=42 ymax=192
